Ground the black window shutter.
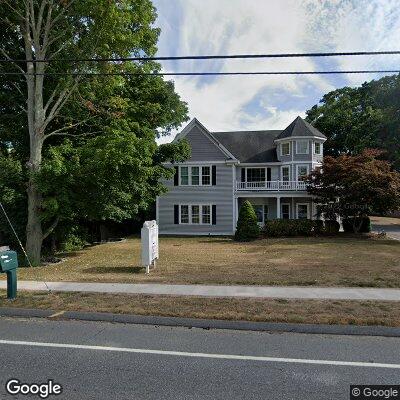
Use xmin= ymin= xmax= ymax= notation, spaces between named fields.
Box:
xmin=241 ymin=168 xmax=246 ymax=182
xmin=212 ymin=205 xmax=217 ymax=225
xmin=174 ymin=205 xmax=179 ymax=224
xmin=212 ymin=165 xmax=217 ymax=185
xmin=267 ymin=168 xmax=272 ymax=181
xmin=173 ymin=166 xmax=179 ymax=186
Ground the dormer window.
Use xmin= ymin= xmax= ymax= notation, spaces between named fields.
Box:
xmin=314 ymin=142 xmax=322 ymax=155
xmin=281 ymin=142 xmax=290 ymax=156
xmin=296 ymin=140 xmax=309 ymax=154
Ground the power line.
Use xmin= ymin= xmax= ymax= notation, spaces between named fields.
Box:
xmin=1 ymin=50 xmax=400 ymax=64
xmin=0 ymin=70 xmax=399 ymax=77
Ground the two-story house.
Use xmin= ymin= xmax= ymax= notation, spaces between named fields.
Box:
xmin=157 ymin=116 xmax=327 ymax=235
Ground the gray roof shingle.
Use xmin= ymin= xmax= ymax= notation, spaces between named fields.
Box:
xmin=275 ymin=116 xmax=326 ymax=140
xmin=212 ymin=130 xmax=281 ymax=163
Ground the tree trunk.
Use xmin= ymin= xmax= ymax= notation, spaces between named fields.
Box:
xmin=25 ymin=137 xmax=44 ymax=266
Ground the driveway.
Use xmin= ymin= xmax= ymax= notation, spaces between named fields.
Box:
xmin=371 ymin=216 xmax=400 ymax=240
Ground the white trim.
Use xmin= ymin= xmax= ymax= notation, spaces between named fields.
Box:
xmin=275 ymin=136 xmax=327 ymax=143
xmin=179 ymin=203 xmax=212 ymax=225
xmin=296 ymin=140 xmax=309 ymax=155
xmin=160 ymin=231 xmax=232 ymax=236
xmin=296 ymin=164 xmax=310 ymax=181
xmin=281 ymin=165 xmax=290 ymax=181
xmin=313 ymin=141 xmax=323 ymax=155
xmin=179 ymin=165 xmax=212 ymax=186
xmin=296 ymin=203 xmax=310 ymax=220
xmin=235 ymin=193 xmax=312 ymax=198
xmin=281 ymin=203 xmax=291 ymax=219
xmin=232 ymin=166 xmax=236 ymax=233
xmin=280 ymin=142 xmax=291 ymax=156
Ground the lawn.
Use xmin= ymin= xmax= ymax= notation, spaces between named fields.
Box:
xmin=1 ymin=290 xmax=400 ymax=327
xmin=7 ymin=234 xmax=400 ymax=287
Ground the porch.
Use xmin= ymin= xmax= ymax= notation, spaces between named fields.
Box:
xmin=235 ymin=196 xmax=316 ymax=226
xmin=236 ymin=181 xmax=307 ymax=191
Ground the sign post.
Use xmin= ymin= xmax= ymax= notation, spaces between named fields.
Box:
xmin=141 ymin=220 xmax=159 ymax=274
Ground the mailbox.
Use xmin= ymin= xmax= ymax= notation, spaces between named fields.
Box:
xmin=0 ymin=250 xmax=18 ymax=272
xmin=0 ymin=249 xmax=18 ymax=299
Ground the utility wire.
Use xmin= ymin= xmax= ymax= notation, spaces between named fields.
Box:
xmin=0 ymin=70 xmax=399 ymax=77
xmin=0 ymin=201 xmax=51 ymax=293
xmin=1 ymin=50 xmax=400 ymax=63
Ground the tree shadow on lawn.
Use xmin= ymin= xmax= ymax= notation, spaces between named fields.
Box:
xmin=83 ymin=266 xmax=144 ymax=274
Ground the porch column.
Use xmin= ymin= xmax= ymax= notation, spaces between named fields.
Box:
xmin=292 ymin=197 xmax=295 ymax=220
xmin=276 ymin=196 xmax=281 ymax=219
xmin=234 ymin=197 xmax=239 ymax=228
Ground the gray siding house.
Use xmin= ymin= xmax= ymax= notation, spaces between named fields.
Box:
xmin=157 ymin=116 xmax=326 ymax=235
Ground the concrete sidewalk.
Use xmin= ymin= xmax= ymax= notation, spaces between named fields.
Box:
xmin=1 ymin=280 xmax=400 ymax=301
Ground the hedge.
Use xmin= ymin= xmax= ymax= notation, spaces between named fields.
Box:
xmin=264 ymin=219 xmax=316 ymax=237
xmin=234 ymin=200 xmax=260 ymax=241
xmin=343 ymin=217 xmax=371 ymax=233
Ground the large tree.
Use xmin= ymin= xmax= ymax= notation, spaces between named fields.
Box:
xmin=0 ymin=0 xmax=189 ymax=263
xmin=306 ymin=149 xmax=400 ymax=232
xmin=306 ymin=74 xmax=400 ymax=170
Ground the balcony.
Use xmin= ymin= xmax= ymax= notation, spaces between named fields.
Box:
xmin=236 ymin=181 xmax=307 ymax=191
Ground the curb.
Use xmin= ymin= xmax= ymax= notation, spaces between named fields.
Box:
xmin=1 ymin=307 xmax=400 ymax=337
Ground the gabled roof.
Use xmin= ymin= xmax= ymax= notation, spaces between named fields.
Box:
xmin=173 ymin=118 xmax=238 ymax=160
xmin=213 ymin=130 xmax=281 ymax=163
xmin=274 ymin=116 xmax=326 ymax=140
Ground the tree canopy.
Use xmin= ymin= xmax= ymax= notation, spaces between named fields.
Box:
xmin=0 ymin=0 xmax=190 ymax=262
xmin=306 ymin=74 xmax=400 ymax=170
xmin=305 ymin=149 xmax=400 ymax=228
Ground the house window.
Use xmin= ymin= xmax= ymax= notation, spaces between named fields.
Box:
xmin=281 ymin=142 xmax=290 ymax=156
xmin=180 ymin=205 xmax=189 ymax=223
xmin=191 ymin=167 xmax=200 ymax=185
xmin=191 ymin=205 xmax=200 ymax=224
xmin=281 ymin=166 xmax=290 ymax=182
xmin=296 ymin=140 xmax=309 ymax=154
xmin=281 ymin=204 xmax=290 ymax=220
xmin=246 ymin=168 xmax=265 ymax=182
xmin=179 ymin=204 xmax=212 ymax=225
xmin=202 ymin=166 xmax=211 ymax=185
xmin=314 ymin=142 xmax=322 ymax=155
xmin=202 ymin=205 xmax=211 ymax=224
xmin=179 ymin=165 xmax=213 ymax=186
xmin=297 ymin=165 xmax=309 ymax=181
xmin=297 ymin=203 xmax=309 ymax=220
xmin=180 ymin=167 xmax=189 ymax=185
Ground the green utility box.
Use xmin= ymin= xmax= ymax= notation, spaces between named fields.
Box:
xmin=0 ymin=249 xmax=18 ymax=299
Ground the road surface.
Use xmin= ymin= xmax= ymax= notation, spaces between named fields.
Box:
xmin=371 ymin=216 xmax=400 ymax=240
xmin=0 ymin=317 xmax=399 ymax=399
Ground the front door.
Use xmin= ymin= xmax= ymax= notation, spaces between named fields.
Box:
xmin=253 ymin=205 xmax=268 ymax=227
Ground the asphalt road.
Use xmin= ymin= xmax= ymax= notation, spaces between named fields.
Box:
xmin=372 ymin=217 xmax=400 ymax=240
xmin=0 ymin=318 xmax=399 ymax=400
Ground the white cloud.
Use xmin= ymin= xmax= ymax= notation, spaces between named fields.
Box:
xmin=155 ymin=0 xmax=400 ymax=143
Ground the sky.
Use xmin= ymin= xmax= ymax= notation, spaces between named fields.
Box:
xmin=153 ymin=0 xmax=400 ymax=144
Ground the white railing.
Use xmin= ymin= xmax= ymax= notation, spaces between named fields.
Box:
xmin=236 ymin=181 xmax=307 ymax=191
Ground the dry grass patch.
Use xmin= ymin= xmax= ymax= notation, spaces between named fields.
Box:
xmin=6 ymin=234 xmax=400 ymax=287
xmin=1 ymin=290 xmax=400 ymax=327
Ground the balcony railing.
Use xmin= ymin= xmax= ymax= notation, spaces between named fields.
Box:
xmin=236 ymin=181 xmax=307 ymax=191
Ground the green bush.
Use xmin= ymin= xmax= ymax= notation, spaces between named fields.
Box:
xmin=234 ymin=201 xmax=260 ymax=241
xmin=324 ymin=220 xmax=340 ymax=234
xmin=343 ymin=217 xmax=371 ymax=233
xmin=264 ymin=219 xmax=314 ymax=237
xmin=313 ymin=219 xmax=324 ymax=234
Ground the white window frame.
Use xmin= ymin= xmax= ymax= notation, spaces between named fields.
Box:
xmin=296 ymin=140 xmax=309 ymax=155
xmin=281 ymin=166 xmax=290 ymax=182
xmin=179 ymin=204 xmax=212 ymax=225
xmin=296 ymin=164 xmax=309 ymax=181
xmin=179 ymin=166 xmax=212 ymax=186
xmin=281 ymin=142 xmax=290 ymax=156
xmin=314 ymin=142 xmax=322 ymax=155
xmin=281 ymin=203 xmax=291 ymax=219
xmin=296 ymin=203 xmax=310 ymax=220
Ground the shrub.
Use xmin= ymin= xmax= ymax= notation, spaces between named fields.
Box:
xmin=343 ymin=217 xmax=371 ymax=233
xmin=324 ymin=220 xmax=340 ymax=234
xmin=234 ymin=201 xmax=260 ymax=241
xmin=313 ymin=219 xmax=324 ymax=234
xmin=264 ymin=219 xmax=314 ymax=237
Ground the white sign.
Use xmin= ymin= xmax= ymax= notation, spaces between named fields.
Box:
xmin=141 ymin=220 xmax=159 ymax=273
